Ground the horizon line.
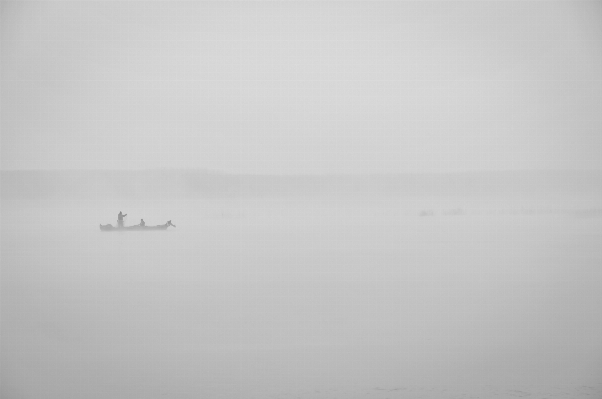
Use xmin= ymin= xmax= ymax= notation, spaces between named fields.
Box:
xmin=2 ymin=167 xmax=602 ymax=176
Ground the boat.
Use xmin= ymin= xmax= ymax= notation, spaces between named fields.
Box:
xmin=100 ymin=220 xmax=176 ymax=231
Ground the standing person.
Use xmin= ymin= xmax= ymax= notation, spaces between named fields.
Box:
xmin=139 ymin=219 xmax=145 ymax=227
xmin=117 ymin=211 xmax=127 ymax=228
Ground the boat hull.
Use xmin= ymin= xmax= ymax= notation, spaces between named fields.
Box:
xmin=100 ymin=224 xmax=171 ymax=231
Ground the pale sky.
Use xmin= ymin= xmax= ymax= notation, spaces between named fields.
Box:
xmin=2 ymin=1 xmax=601 ymax=174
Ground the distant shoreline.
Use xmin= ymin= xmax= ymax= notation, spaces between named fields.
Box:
xmin=2 ymin=169 xmax=601 ymax=201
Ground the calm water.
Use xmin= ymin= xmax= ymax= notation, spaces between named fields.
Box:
xmin=2 ymin=198 xmax=601 ymax=399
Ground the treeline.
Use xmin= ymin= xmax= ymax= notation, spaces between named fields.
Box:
xmin=2 ymin=169 xmax=601 ymax=200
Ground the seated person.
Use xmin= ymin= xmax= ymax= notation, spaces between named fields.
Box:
xmin=139 ymin=219 xmax=145 ymax=227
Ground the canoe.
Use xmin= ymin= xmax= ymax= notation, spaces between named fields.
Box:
xmin=100 ymin=221 xmax=176 ymax=231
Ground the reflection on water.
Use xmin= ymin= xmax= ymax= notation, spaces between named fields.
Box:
xmin=2 ymin=199 xmax=602 ymax=399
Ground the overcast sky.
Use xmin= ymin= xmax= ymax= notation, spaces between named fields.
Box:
xmin=2 ymin=1 xmax=601 ymax=174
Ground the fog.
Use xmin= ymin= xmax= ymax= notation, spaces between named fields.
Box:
xmin=2 ymin=1 xmax=602 ymax=173
xmin=2 ymin=171 xmax=602 ymax=399
xmin=2 ymin=1 xmax=602 ymax=397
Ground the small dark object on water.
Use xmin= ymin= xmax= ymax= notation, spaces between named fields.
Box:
xmin=100 ymin=220 xmax=176 ymax=231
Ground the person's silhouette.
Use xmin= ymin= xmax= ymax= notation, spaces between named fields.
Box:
xmin=117 ymin=211 xmax=127 ymax=228
xmin=139 ymin=219 xmax=145 ymax=227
